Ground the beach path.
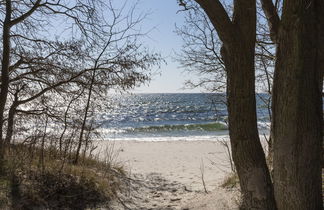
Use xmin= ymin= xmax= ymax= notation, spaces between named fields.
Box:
xmin=95 ymin=140 xmax=239 ymax=209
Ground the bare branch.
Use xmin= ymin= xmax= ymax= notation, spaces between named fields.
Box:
xmin=10 ymin=0 xmax=41 ymax=26
xmin=194 ymin=0 xmax=237 ymax=47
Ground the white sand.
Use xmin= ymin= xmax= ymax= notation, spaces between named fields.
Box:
xmin=95 ymin=139 xmax=240 ymax=209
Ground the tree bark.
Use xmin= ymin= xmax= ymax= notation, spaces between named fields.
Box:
xmin=223 ymin=44 xmax=276 ymax=209
xmin=5 ymin=102 xmax=17 ymax=145
xmin=0 ymin=0 xmax=42 ymax=158
xmin=260 ymin=0 xmax=280 ymax=43
xmin=195 ymin=0 xmax=276 ymax=209
xmin=272 ymin=0 xmax=323 ymax=209
xmin=0 ymin=0 xmax=12 ymax=160
xmin=4 ymin=88 xmax=20 ymax=145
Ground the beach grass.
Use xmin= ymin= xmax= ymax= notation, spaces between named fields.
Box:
xmin=221 ymin=172 xmax=239 ymax=189
xmin=0 ymin=143 xmax=125 ymax=209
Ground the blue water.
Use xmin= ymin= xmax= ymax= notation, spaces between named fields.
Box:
xmin=97 ymin=93 xmax=270 ymax=140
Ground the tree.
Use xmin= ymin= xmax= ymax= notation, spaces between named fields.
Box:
xmin=179 ymin=0 xmax=323 ymax=208
xmin=0 ymin=0 xmax=95 ymax=162
xmin=175 ymin=3 xmax=276 ymax=153
xmin=261 ymin=0 xmax=323 ymax=208
xmin=0 ymin=0 xmax=161 ymax=169
xmin=179 ymin=0 xmax=276 ymax=209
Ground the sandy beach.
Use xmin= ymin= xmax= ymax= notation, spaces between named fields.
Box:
xmin=95 ymin=139 xmax=240 ymax=209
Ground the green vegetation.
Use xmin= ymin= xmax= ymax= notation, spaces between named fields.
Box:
xmin=135 ymin=122 xmax=228 ymax=132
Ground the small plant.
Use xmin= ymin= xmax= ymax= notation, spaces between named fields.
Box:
xmin=219 ymin=138 xmax=236 ymax=174
xmin=221 ymin=173 xmax=239 ymax=189
xmin=200 ymin=159 xmax=208 ymax=193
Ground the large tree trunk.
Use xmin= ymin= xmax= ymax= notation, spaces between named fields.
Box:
xmin=272 ymin=0 xmax=323 ymax=209
xmin=223 ymin=44 xmax=276 ymax=210
xmin=228 ymin=6 xmax=275 ymax=209
xmin=194 ymin=0 xmax=276 ymax=208
xmin=223 ymin=1 xmax=277 ymax=208
xmin=0 ymin=1 xmax=12 ymax=164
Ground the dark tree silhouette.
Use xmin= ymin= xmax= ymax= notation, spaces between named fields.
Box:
xmin=179 ymin=0 xmax=276 ymax=208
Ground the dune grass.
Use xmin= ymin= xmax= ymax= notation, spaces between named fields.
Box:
xmin=0 ymin=143 xmax=125 ymax=210
xmin=221 ymin=172 xmax=239 ymax=189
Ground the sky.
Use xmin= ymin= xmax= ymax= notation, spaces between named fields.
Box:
xmin=128 ymin=0 xmax=205 ymax=93
xmin=34 ymin=0 xmax=204 ymax=94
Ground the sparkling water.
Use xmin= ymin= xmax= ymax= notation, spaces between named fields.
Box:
xmin=96 ymin=93 xmax=270 ymax=141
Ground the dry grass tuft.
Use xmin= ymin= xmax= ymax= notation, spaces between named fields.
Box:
xmin=221 ymin=172 xmax=239 ymax=189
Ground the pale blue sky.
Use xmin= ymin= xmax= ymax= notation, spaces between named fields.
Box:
xmin=130 ymin=0 xmax=205 ymax=93
xmin=46 ymin=0 xmax=202 ymax=93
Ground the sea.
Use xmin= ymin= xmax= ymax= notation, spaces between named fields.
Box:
xmin=96 ymin=93 xmax=271 ymax=141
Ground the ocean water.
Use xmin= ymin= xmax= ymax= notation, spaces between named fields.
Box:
xmin=97 ymin=93 xmax=270 ymax=141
